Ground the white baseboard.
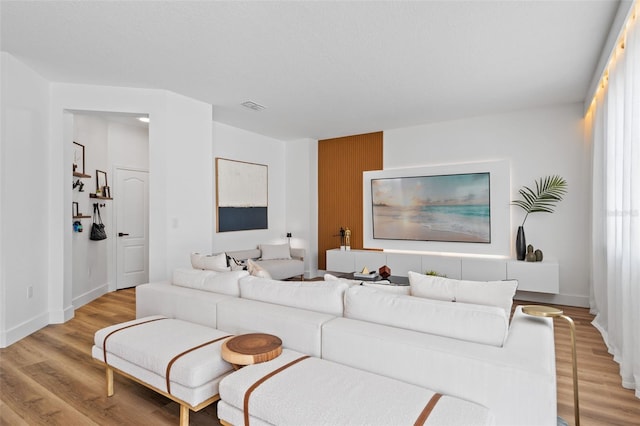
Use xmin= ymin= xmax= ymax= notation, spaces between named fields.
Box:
xmin=0 ymin=310 xmax=49 ymax=348
xmin=515 ymin=291 xmax=589 ymax=308
xmin=48 ymin=304 xmax=75 ymax=324
xmin=72 ymin=284 xmax=109 ymax=310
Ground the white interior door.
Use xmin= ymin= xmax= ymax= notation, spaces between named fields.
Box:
xmin=115 ymin=168 xmax=149 ymax=289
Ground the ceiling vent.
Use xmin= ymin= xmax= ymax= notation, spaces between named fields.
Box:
xmin=241 ymin=100 xmax=266 ymax=112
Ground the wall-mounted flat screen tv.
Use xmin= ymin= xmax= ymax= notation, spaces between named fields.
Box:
xmin=371 ymin=172 xmax=491 ymax=243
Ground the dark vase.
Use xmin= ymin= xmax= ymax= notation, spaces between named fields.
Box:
xmin=516 ymin=226 xmax=526 ymax=260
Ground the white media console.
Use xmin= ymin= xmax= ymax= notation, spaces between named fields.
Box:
xmin=326 ymin=248 xmax=559 ymax=294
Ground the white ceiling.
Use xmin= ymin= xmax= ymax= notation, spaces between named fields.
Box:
xmin=0 ymin=1 xmax=622 ymax=141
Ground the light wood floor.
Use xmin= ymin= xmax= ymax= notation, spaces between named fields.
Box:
xmin=1 ymin=288 xmax=639 ymax=425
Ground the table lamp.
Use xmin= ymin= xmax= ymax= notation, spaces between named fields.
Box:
xmin=522 ymin=305 xmax=580 ymax=426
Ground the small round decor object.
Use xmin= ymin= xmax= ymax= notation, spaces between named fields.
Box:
xmin=534 ymin=249 xmax=543 ymax=261
xmin=521 ymin=305 xmax=563 ymax=318
xmin=222 ymin=333 xmax=282 ymax=367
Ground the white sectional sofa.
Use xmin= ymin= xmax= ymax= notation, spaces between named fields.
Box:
xmin=136 ymin=268 xmax=557 ymax=426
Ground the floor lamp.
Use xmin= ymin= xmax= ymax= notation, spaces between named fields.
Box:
xmin=522 ymin=305 xmax=580 ymax=426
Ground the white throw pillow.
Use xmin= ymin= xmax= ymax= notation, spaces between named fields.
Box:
xmin=324 ymin=273 xmax=361 ymax=286
xmin=227 ymin=255 xmax=247 ymax=271
xmin=247 ymin=259 xmax=272 ymax=279
xmin=260 ymin=244 xmax=291 ymax=260
xmin=191 ymin=252 xmax=230 ymax=272
xmin=408 ymin=271 xmax=517 ymax=316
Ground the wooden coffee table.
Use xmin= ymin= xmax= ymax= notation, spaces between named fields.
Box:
xmin=221 ymin=333 xmax=283 ymax=370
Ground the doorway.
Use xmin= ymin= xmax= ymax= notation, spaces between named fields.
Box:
xmin=115 ymin=168 xmax=149 ymax=289
xmin=70 ymin=111 xmax=149 ymax=306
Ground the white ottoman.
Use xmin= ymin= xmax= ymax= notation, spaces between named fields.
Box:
xmin=92 ymin=315 xmax=234 ymax=426
xmin=218 ymin=348 xmax=495 ymax=426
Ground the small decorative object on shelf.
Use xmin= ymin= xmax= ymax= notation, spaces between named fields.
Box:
xmin=345 ymin=227 xmax=351 ymax=251
xmin=512 ymin=175 xmax=567 ymax=261
xmin=524 ymin=244 xmax=545 ymax=262
xmin=378 ymin=265 xmax=391 ymax=279
xmin=72 ymin=142 xmax=87 ymax=176
xmin=354 ymin=267 xmax=379 ymax=280
xmin=339 ymin=227 xmax=346 ymax=250
xmin=72 ymin=202 xmax=91 ymax=219
xmin=425 ymin=270 xmax=447 ymax=278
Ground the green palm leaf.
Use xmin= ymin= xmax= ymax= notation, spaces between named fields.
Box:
xmin=512 ymin=175 xmax=567 ymax=226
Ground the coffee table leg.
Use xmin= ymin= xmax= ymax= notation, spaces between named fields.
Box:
xmin=106 ymin=366 xmax=114 ymax=397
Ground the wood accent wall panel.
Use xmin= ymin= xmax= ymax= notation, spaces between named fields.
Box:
xmin=317 ymin=132 xmax=383 ymax=270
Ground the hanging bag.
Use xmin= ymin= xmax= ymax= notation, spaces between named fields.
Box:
xmin=90 ymin=203 xmax=107 ymax=241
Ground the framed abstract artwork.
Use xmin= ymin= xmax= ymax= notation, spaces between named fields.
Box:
xmin=216 ymin=158 xmax=268 ymax=232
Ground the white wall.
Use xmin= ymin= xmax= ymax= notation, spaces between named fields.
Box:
xmin=211 ymin=122 xmax=288 ymax=255
xmin=384 ymin=103 xmax=590 ymax=306
xmin=0 ymin=52 xmax=51 ymax=347
xmin=72 ymin=115 xmax=110 ymax=306
xmin=48 ymin=85 xmax=213 ymax=326
xmin=109 ymin=121 xmax=149 ymax=170
xmin=286 ymin=138 xmax=318 ymax=277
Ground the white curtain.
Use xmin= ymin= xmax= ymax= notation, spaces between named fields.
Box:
xmin=589 ymin=6 xmax=640 ymax=398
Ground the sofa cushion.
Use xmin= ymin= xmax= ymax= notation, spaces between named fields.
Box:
xmin=259 ymin=243 xmax=291 ymax=260
xmin=239 ymin=275 xmax=348 ymax=316
xmin=344 ymin=286 xmax=509 ymax=347
xmin=216 ymin=298 xmax=335 ymax=357
xmin=173 ymin=268 xmax=216 ymax=288
xmin=218 ymin=349 xmax=494 ymax=426
xmin=408 ymin=271 xmax=517 ymax=316
xmin=190 ymin=252 xmax=230 ymax=272
xmin=172 ymin=268 xmax=247 ymax=296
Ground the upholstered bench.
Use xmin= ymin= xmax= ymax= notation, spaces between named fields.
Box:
xmin=92 ymin=315 xmax=235 ymax=426
xmin=217 ymin=348 xmax=495 ymax=426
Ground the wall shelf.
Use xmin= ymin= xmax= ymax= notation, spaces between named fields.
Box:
xmin=73 ymin=215 xmax=91 ymax=219
xmin=73 ymin=172 xmax=92 ymax=178
xmin=89 ymin=194 xmax=112 ymax=200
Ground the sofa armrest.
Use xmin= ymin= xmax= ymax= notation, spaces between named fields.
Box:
xmin=290 ymin=247 xmax=305 ymax=260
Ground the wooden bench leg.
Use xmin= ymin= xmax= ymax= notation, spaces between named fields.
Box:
xmin=106 ymin=366 xmax=114 ymax=397
xmin=179 ymin=404 xmax=190 ymax=426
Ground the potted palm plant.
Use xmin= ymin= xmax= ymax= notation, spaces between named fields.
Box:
xmin=512 ymin=175 xmax=567 ymax=260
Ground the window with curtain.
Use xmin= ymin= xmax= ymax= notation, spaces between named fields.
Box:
xmin=588 ymin=5 xmax=639 ymax=398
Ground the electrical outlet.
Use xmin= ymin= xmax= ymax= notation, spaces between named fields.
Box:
xmin=27 ymin=286 xmax=33 ymax=299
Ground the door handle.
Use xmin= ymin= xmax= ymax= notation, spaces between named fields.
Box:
xmin=118 ymin=232 xmax=130 ymax=237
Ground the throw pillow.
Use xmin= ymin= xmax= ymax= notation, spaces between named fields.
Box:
xmin=408 ymin=271 xmax=517 ymax=316
xmin=324 ymin=273 xmax=361 ymax=286
xmin=191 ymin=252 xmax=230 ymax=272
xmin=247 ymin=259 xmax=272 ymax=279
xmin=227 ymin=255 xmax=247 ymax=271
xmin=260 ymin=243 xmax=291 ymax=260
